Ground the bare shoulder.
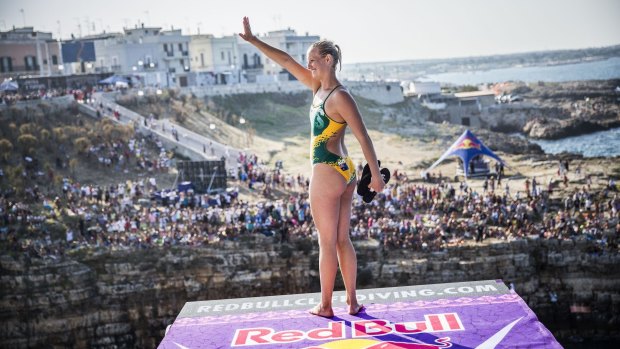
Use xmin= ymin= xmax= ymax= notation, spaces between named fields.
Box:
xmin=327 ymin=86 xmax=362 ymax=123
xmin=331 ymin=86 xmax=359 ymax=112
xmin=331 ymin=86 xmax=357 ymax=105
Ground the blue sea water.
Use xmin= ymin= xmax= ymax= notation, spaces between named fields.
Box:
xmin=528 ymin=128 xmax=620 ymax=158
xmin=420 ymin=57 xmax=620 ymax=158
xmin=422 ymin=57 xmax=620 ymax=85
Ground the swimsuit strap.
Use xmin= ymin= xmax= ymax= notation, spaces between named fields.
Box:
xmin=321 ymin=84 xmax=342 ymax=106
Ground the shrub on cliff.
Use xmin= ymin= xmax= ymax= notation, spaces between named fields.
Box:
xmin=17 ymin=134 xmax=38 ymax=154
xmin=73 ymin=137 xmax=92 ymax=154
xmin=43 ymin=219 xmax=67 ymax=241
xmin=0 ymin=139 xmax=13 ymax=162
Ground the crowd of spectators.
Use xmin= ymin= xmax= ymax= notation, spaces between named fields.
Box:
xmin=85 ymin=135 xmax=173 ymax=173
xmin=1 ymin=151 xmax=619 ymax=258
xmin=0 ymin=87 xmax=86 ymax=105
xmin=351 ymin=176 xmax=619 ymax=251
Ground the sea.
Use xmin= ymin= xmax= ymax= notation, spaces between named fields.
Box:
xmin=421 ymin=57 xmax=620 ymax=85
xmin=423 ymin=57 xmax=620 ymax=158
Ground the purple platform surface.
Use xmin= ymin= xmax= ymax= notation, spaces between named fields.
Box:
xmin=159 ymin=279 xmax=561 ymax=348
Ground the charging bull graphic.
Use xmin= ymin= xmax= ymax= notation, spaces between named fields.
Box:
xmin=303 ymin=337 xmax=452 ymax=349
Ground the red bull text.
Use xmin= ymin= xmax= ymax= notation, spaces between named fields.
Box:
xmin=231 ymin=313 xmax=463 ymax=346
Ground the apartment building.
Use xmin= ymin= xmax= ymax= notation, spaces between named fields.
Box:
xmin=1 ymin=24 xmax=322 ymax=88
xmin=94 ymin=25 xmax=191 ymax=87
xmin=260 ymin=29 xmax=319 ymax=81
xmin=189 ymin=34 xmax=242 ymax=85
xmin=0 ymin=27 xmax=62 ymax=80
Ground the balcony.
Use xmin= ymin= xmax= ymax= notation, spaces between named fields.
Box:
xmin=7 ymin=65 xmax=41 ymax=73
xmin=242 ymin=63 xmax=264 ymax=70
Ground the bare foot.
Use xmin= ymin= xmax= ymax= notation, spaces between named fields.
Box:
xmin=309 ymin=304 xmax=334 ymax=318
xmin=348 ymin=303 xmax=364 ymax=315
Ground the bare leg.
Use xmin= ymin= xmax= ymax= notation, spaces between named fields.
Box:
xmin=308 ymin=165 xmax=346 ymax=318
xmin=336 ymin=181 xmax=363 ymax=315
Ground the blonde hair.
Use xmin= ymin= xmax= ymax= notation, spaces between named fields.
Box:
xmin=312 ymin=40 xmax=342 ymax=71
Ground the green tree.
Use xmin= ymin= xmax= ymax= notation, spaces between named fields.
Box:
xmin=458 ymin=85 xmax=479 ymax=93
xmin=17 ymin=134 xmax=38 ymax=151
xmin=74 ymin=137 xmax=91 ymax=154
xmin=0 ymin=139 xmax=13 ymax=161
xmin=19 ymin=123 xmax=38 ymax=135
xmin=39 ymin=129 xmax=51 ymax=147
xmin=52 ymin=127 xmax=67 ymax=143
xmin=6 ymin=165 xmax=26 ymax=194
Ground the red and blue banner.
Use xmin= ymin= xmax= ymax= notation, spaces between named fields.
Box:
xmin=159 ymin=280 xmax=561 ymax=348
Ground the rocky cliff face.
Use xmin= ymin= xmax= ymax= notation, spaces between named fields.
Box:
xmin=2 ymin=238 xmax=618 ymax=348
xmin=510 ymin=80 xmax=620 ymax=139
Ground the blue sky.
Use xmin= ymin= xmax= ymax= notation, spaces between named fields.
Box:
xmin=1 ymin=0 xmax=619 ymax=63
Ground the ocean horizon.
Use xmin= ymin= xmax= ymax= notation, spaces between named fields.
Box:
xmin=420 ymin=57 xmax=620 ymax=85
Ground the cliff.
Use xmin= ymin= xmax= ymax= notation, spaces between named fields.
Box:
xmin=1 ymin=237 xmax=618 ymax=348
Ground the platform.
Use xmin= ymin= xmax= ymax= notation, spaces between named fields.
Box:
xmin=158 ymin=279 xmax=561 ymax=348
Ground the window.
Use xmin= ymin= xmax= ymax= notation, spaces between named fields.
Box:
xmin=221 ymin=51 xmax=224 ymax=61
xmin=52 ymin=55 xmax=58 ymax=65
xmin=301 ymin=54 xmax=306 ymax=63
xmin=178 ymin=43 xmax=183 ymax=51
xmin=179 ymin=59 xmax=184 ymax=66
xmin=200 ymin=53 xmax=204 ymax=67
xmin=461 ymin=117 xmax=470 ymax=126
xmin=163 ymin=43 xmax=168 ymax=52
xmin=24 ymin=56 xmax=37 ymax=70
xmin=0 ymin=57 xmax=12 ymax=73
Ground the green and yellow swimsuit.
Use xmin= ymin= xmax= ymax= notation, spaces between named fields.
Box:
xmin=309 ymin=85 xmax=356 ymax=184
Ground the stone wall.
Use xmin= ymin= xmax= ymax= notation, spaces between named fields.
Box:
xmin=1 ymin=237 xmax=618 ymax=348
xmin=180 ymin=80 xmax=404 ymax=105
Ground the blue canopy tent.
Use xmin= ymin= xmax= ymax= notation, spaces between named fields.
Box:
xmin=98 ymin=75 xmax=129 ymax=86
xmin=424 ymin=129 xmax=506 ymax=178
xmin=0 ymin=79 xmax=19 ymax=92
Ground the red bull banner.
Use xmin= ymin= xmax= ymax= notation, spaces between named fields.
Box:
xmin=159 ymin=280 xmax=561 ymax=348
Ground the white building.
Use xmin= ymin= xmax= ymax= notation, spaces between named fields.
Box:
xmin=405 ymin=81 xmax=442 ymax=96
xmin=259 ymin=29 xmax=319 ymax=82
xmin=189 ymin=34 xmax=244 ymax=85
xmin=94 ymin=24 xmax=191 ymax=87
xmin=238 ymin=40 xmax=263 ymax=83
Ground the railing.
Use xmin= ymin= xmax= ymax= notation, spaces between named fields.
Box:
xmin=242 ymin=64 xmax=264 ymax=70
xmin=1 ymin=65 xmax=41 ymax=73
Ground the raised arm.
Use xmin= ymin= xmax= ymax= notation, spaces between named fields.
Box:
xmin=239 ymin=17 xmax=315 ymax=89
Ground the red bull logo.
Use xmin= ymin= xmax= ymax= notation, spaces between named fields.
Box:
xmin=231 ymin=313 xmax=462 ymax=347
xmin=453 ymin=137 xmax=481 ymax=150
